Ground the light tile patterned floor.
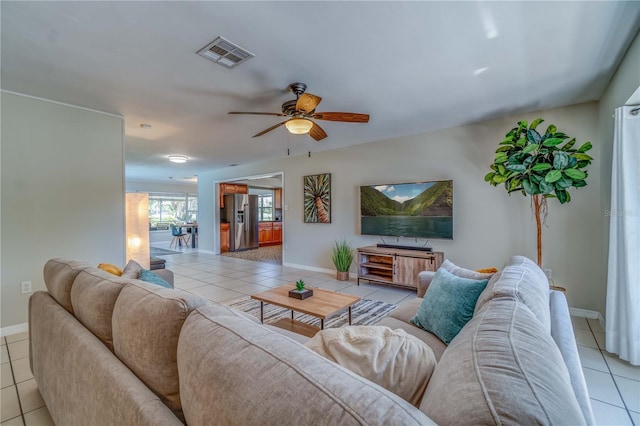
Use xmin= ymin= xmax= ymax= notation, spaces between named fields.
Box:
xmin=1 ymin=249 xmax=638 ymax=424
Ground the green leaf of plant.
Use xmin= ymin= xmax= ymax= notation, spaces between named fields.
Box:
xmin=553 ymin=152 xmax=569 ymax=170
xmin=518 ymin=120 xmax=528 ymax=128
xmin=494 ymin=152 xmax=508 ymax=163
xmin=573 ymin=153 xmax=593 ymax=161
xmin=554 ymin=132 xmax=569 ymax=140
xmin=527 ymin=129 xmax=542 ymax=144
xmin=492 ymin=175 xmax=508 ymax=184
xmin=530 ymin=118 xmax=544 ymax=130
xmin=495 ymin=145 xmax=512 ymax=152
xmin=556 ymin=176 xmax=572 ymax=189
xmin=545 ymin=170 xmax=562 ymax=183
xmin=568 ymin=157 xmax=578 ymax=168
xmin=564 ymin=168 xmax=587 ymax=180
xmin=557 ymin=190 xmax=568 ymax=204
xmin=522 ymin=178 xmax=533 ymax=194
xmin=506 ymin=164 xmax=526 ymax=172
xmin=577 ymin=160 xmax=590 ymax=168
xmin=529 ymin=174 xmax=541 ymax=184
xmin=545 ymin=124 xmax=557 ymax=134
xmin=532 ymin=163 xmax=552 ymax=171
xmin=539 ymin=180 xmax=554 ymax=194
xmin=497 ymin=164 xmax=506 ymax=175
xmin=577 ymin=141 xmax=592 ymax=153
xmin=562 ymin=138 xmax=576 ymax=151
xmin=508 ymin=179 xmax=520 ymax=191
xmin=543 ymin=138 xmax=564 ymax=147
xmin=484 ymin=172 xmax=495 ymax=182
xmin=516 ymin=137 xmax=526 ymax=147
xmin=573 ymin=180 xmax=587 ymax=188
xmin=523 ymin=156 xmax=534 ymax=167
xmin=522 ymin=144 xmax=539 ymax=154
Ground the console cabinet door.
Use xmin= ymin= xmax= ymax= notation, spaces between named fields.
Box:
xmin=394 ymin=256 xmax=433 ymax=289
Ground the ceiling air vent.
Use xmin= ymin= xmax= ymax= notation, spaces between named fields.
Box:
xmin=197 ymin=36 xmax=255 ymax=69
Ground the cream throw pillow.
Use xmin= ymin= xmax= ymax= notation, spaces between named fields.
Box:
xmin=305 ymin=325 xmax=437 ymax=406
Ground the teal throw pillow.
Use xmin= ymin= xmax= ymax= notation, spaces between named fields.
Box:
xmin=138 ymin=269 xmax=171 ymax=289
xmin=411 ymin=268 xmax=488 ymax=345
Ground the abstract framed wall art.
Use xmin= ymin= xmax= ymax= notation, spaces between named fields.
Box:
xmin=303 ymin=173 xmax=331 ymax=223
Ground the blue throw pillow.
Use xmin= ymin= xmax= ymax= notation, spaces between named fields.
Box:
xmin=411 ymin=268 xmax=488 ymax=345
xmin=138 ymin=268 xmax=171 ymax=289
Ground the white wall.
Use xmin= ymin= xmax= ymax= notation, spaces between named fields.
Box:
xmin=199 ymin=101 xmax=602 ymax=313
xmin=1 ymin=92 xmax=125 ymax=328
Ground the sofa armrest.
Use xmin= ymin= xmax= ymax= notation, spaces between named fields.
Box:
xmin=550 ymin=290 xmax=595 ymax=425
xmin=153 ymin=269 xmax=174 ymax=288
xmin=417 ymin=271 xmax=436 ymax=297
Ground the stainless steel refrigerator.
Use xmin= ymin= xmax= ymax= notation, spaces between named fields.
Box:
xmin=224 ymin=194 xmax=259 ymax=251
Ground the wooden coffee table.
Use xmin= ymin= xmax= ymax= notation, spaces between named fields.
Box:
xmin=251 ymin=284 xmax=361 ymax=337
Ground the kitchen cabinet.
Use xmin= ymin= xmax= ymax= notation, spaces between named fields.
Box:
xmin=259 ymin=222 xmax=273 ymax=245
xmin=272 ymin=222 xmax=282 ymax=244
xmin=220 ymin=223 xmax=230 ymax=252
xmin=274 ymin=188 xmax=282 ymax=209
xmin=219 ymin=183 xmax=248 ymax=208
xmin=258 ymin=222 xmax=282 ymax=246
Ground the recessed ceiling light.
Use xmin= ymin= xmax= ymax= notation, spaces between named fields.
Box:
xmin=168 ymin=155 xmax=188 ymax=163
xmin=140 ymin=123 xmax=152 ymax=129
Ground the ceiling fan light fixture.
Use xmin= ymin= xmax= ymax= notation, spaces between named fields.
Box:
xmin=285 ymin=118 xmax=313 ymax=135
xmin=168 ymin=155 xmax=188 ymax=163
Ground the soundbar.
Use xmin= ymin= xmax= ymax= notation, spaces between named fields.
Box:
xmin=376 ymin=244 xmax=432 ymax=252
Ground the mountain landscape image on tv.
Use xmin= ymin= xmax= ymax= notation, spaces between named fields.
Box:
xmin=360 ymin=180 xmax=453 ymax=239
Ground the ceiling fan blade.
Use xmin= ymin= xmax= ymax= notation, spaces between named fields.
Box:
xmin=309 ymin=122 xmax=327 ymax=141
xmin=228 ymin=112 xmax=286 ymax=116
xmin=252 ymin=120 xmax=289 ymax=138
xmin=311 ymin=112 xmax=369 ymax=123
xmin=296 ymin=93 xmax=322 ymax=113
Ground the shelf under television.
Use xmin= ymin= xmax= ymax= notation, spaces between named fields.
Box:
xmin=360 ymin=262 xmax=393 ymax=271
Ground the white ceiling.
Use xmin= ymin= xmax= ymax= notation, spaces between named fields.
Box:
xmin=2 ymin=1 xmax=639 ymax=184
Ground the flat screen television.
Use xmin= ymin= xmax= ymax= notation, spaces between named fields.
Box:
xmin=360 ymin=180 xmax=453 ymax=239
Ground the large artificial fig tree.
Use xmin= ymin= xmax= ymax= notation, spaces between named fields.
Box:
xmin=485 ymin=118 xmax=593 ymax=266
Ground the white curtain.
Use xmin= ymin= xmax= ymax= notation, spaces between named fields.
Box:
xmin=606 ymin=105 xmax=640 ymax=365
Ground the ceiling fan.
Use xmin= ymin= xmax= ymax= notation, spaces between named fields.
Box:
xmin=228 ymin=82 xmax=369 ymax=141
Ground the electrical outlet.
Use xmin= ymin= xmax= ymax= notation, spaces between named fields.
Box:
xmin=543 ymin=269 xmax=552 ymax=279
xmin=21 ymin=281 xmax=32 ymax=294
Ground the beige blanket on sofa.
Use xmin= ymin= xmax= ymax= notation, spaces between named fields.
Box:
xmin=305 ymin=325 xmax=436 ymax=406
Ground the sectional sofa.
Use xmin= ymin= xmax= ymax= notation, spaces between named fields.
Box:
xmin=29 ymin=256 xmax=593 ymax=425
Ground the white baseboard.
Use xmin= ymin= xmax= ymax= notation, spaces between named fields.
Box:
xmin=282 ymin=262 xmax=335 ymax=275
xmin=282 ymin=263 xmax=359 ymax=282
xmin=0 ymin=322 xmax=28 ymax=337
xmin=198 ymin=249 xmax=216 ymax=255
xmin=569 ymin=307 xmax=600 ymax=319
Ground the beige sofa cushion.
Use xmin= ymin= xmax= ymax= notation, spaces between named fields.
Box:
xmin=420 ymin=297 xmax=585 ymax=425
xmin=43 ymin=258 xmax=92 ymax=313
xmin=111 ymin=282 xmax=207 ymax=412
xmin=305 ymin=325 xmax=437 ymax=406
xmin=178 ymin=303 xmax=435 ymax=425
xmin=381 ymin=297 xmax=447 ymax=360
xmin=475 ymin=255 xmax=551 ymax=331
xmin=70 ymin=268 xmax=128 ymax=350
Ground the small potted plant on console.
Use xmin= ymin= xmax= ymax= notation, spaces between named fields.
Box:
xmin=289 ymin=279 xmax=313 ymax=300
xmin=332 ymin=239 xmax=354 ymax=281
